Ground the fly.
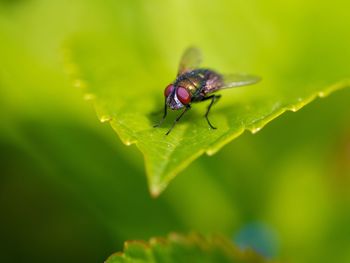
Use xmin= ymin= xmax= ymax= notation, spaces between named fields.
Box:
xmin=154 ymin=47 xmax=261 ymax=135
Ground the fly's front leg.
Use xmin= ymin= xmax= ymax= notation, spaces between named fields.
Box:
xmin=166 ymin=105 xmax=191 ymax=135
xmin=154 ymin=98 xmax=168 ymax=127
xmin=203 ymin=94 xmax=221 ymax=129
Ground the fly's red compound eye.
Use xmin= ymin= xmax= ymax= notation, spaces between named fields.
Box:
xmin=164 ymin=84 xmax=175 ymax=97
xmin=176 ymin=87 xmax=191 ymax=104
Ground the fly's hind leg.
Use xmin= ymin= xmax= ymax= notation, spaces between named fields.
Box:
xmin=203 ymin=94 xmax=221 ymax=129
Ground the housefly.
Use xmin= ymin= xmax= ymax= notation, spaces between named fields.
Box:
xmin=154 ymin=47 xmax=261 ymax=135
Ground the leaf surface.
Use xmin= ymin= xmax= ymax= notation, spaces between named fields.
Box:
xmin=66 ymin=0 xmax=350 ymax=196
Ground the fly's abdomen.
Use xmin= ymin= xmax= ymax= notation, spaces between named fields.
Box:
xmin=202 ymin=70 xmax=223 ymax=95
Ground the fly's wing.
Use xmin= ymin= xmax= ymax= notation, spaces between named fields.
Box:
xmin=203 ymin=72 xmax=261 ymax=95
xmin=222 ymin=73 xmax=261 ymax=88
xmin=177 ymin=47 xmax=202 ymax=76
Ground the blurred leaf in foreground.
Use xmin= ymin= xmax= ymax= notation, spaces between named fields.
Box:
xmin=106 ymin=233 xmax=268 ymax=263
xmin=66 ymin=0 xmax=350 ymax=196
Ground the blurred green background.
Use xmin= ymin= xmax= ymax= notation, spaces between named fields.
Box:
xmin=1 ymin=0 xmax=350 ymax=262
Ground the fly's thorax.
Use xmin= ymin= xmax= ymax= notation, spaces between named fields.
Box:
xmin=175 ymin=72 xmax=207 ymax=96
xmin=175 ymin=79 xmax=197 ymax=95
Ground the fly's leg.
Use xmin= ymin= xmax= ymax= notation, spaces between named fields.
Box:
xmin=166 ymin=105 xmax=191 ymax=135
xmin=203 ymin=94 xmax=221 ymax=129
xmin=154 ymin=98 xmax=168 ymax=127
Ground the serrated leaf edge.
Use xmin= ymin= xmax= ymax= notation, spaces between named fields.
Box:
xmin=105 ymin=232 xmax=271 ymax=263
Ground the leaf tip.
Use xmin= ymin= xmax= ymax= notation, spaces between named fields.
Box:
xmin=150 ymin=185 xmax=162 ymax=198
xmin=149 ymin=179 xmax=170 ymax=197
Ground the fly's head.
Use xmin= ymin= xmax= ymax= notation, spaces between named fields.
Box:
xmin=164 ymin=84 xmax=191 ymax=110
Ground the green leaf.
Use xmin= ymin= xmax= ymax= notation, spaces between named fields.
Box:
xmin=106 ymin=233 xmax=268 ymax=263
xmin=65 ymin=0 xmax=350 ymax=196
